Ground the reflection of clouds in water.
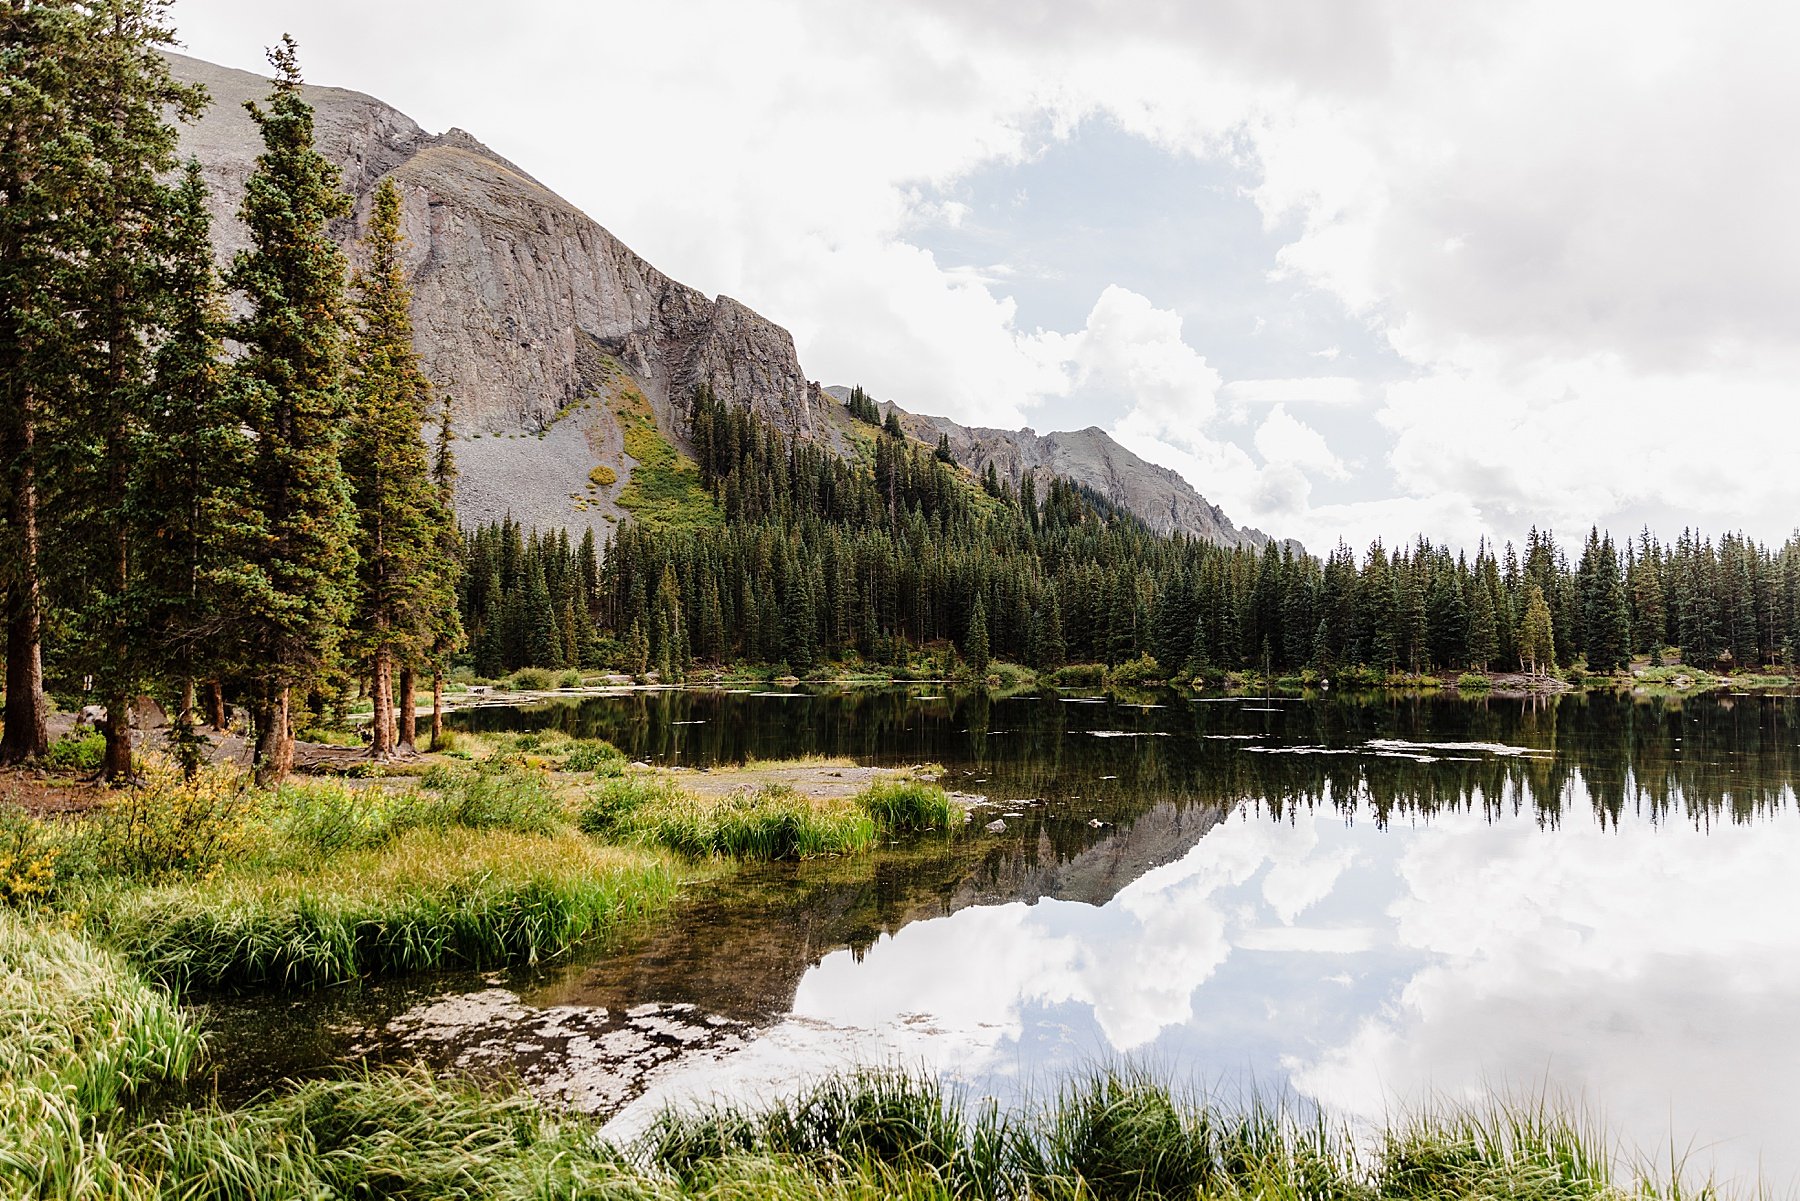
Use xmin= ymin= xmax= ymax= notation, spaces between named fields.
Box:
xmin=618 ymin=813 xmax=1371 ymax=1130
xmin=1286 ymin=791 xmax=1800 ymax=1186
xmin=613 ymin=795 xmax=1800 ymax=1184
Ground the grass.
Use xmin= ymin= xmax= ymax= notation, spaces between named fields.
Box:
xmin=0 ymin=910 xmax=204 ymax=1199
xmin=580 ymin=775 xmax=963 ymax=859
xmin=856 ymin=779 xmax=961 ymax=832
xmin=90 ymin=827 xmax=685 ymax=990
xmin=582 ymin=778 xmax=879 ymax=860
xmin=609 ymin=374 xmax=721 ymax=532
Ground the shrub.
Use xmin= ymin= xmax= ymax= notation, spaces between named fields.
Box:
xmin=588 ymin=463 xmax=617 ymax=487
xmin=1050 ymin=663 xmax=1107 ymax=687
xmin=1455 ymin=672 xmax=1494 ymax=691
xmin=1107 ymin=653 xmax=1166 ymax=688
xmin=44 ymin=732 xmax=104 ymax=773
xmin=0 ymin=806 xmax=62 ymax=908
xmin=561 ymin=739 xmax=625 ymax=775
xmin=557 ymin=669 xmax=583 ymax=689
xmin=89 ymin=758 xmax=256 ymax=881
xmin=856 ymin=779 xmax=961 ymax=832
xmin=510 ymin=667 xmax=556 ymax=691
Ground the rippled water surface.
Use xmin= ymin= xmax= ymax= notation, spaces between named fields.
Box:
xmin=205 ymin=688 xmax=1800 ymax=1186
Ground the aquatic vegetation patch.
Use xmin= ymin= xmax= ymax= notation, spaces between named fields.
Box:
xmin=855 ymin=779 xmax=962 ymax=832
xmin=589 ymin=780 xmax=879 ymax=860
xmin=90 ymin=828 xmax=683 ymax=990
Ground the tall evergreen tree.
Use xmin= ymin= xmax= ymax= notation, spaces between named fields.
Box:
xmin=344 ymin=178 xmax=443 ymax=758
xmin=0 ymin=0 xmax=94 ymax=765
xmin=51 ymin=0 xmax=205 ymax=777
xmin=135 ymin=159 xmax=258 ymax=770
xmin=1520 ymin=583 xmax=1556 ymax=677
xmin=227 ymin=36 xmax=357 ymax=784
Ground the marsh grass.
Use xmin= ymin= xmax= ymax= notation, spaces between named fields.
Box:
xmin=644 ymin=1069 xmax=1671 ymax=1201
xmin=0 ymin=1061 xmax=1730 ymax=1201
xmin=855 ymin=780 xmax=961 ymax=832
xmin=92 ymin=828 xmax=683 ymax=989
xmin=585 ymin=779 xmax=878 ymax=860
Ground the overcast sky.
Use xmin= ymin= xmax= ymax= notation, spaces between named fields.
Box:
xmin=167 ymin=0 xmax=1800 ymax=553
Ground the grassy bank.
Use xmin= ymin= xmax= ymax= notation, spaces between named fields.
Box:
xmin=580 ymin=776 xmax=963 ymax=860
xmin=0 ymin=910 xmax=204 ymax=1199
xmin=91 ymin=828 xmax=685 ymax=991
xmin=3 ymin=1065 xmax=1712 ymax=1200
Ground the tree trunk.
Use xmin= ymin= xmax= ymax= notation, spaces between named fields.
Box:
xmin=100 ymin=692 xmax=133 ymax=781
xmin=398 ymin=666 xmax=417 ymax=753
xmin=368 ymin=647 xmax=394 ymax=759
xmin=0 ymin=420 xmax=48 ymax=766
xmin=429 ymin=670 xmax=444 ymax=750
xmin=252 ymin=684 xmax=293 ymax=786
xmin=206 ymin=680 xmax=228 ymax=730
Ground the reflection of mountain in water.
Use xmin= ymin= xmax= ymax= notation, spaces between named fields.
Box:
xmin=529 ymin=798 xmax=1227 ymax=1024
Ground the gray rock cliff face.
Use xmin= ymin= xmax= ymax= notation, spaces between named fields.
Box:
xmin=168 ymin=52 xmax=1255 ymax=547
xmin=167 ymin=52 xmax=838 ymax=539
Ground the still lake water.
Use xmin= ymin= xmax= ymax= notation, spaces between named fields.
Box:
xmin=208 ymin=688 xmax=1800 ymax=1185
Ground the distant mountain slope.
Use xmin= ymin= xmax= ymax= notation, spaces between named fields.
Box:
xmin=826 ymin=388 xmax=1267 ymax=549
xmin=168 ymin=53 xmax=1264 ymax=549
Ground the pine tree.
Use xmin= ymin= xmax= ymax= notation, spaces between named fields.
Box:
xmin=426 ymin=392 xmax=465 ymax=748
xmin=1520 ymin=583 xmax=1556 ymax=677
xmin=344 ymin=178 xmax=443 ymax=758
xmin=44 ymin=0 xmax=204 ymax=776
xmin=0 ymin=0 xmax=94 ymax=765
xmin=135 ymin=159 xmax=259 ymax=770
xmin=1467 ymin=573 xmax=1499 ymax=671
xmin=227 ymin=36 xmax=358 ymax=784
xmin=965 ymin=597 xmax=990 ymax=674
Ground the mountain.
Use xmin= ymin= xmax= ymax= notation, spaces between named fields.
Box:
xmin=167 ymin=53 xmax=1263 ymax=549
xmin=826 ymin=388 xmax=1267 ymax=549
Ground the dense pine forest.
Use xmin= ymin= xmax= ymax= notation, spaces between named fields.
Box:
xmin=459 ymin=387 xmax=1800 ymax=683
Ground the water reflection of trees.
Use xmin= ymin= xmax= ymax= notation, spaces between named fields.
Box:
xmin=454 ymin=689 xmax=1800 ymax=829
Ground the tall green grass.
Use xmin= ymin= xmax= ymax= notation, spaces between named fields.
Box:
xmin=855 ymin=779 xmax=962 ymax=832
xmin=0 ymin=911 xmax=203 ymax=1199
xmin=584 ymin=779 xmax=879 ymax=860
xmin=580 ymin=776 xmax=961 ymax=861
xmin=91 ymin=828 xmax=684 ymax=990
xmin=2 ymin=1063 xmax=1726 ymax=1201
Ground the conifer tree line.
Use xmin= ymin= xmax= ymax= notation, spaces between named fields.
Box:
xmin=0 ymin=9 xmax=458 ymax=783
xmin=460 ymin=388 xmax=1800 ymax=681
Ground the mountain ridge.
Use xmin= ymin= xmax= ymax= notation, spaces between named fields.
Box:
xmin=166 ymin=51 xmax=1264 ymax=550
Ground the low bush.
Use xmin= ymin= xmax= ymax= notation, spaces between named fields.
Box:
xmin=510 ymin=667 xmax=556 ymax=691
xmin=0 ymin=806 xmax=63 ymax=908
xmin=88 ymin=759 xmax=257 ymax=882
xmin=44 ymin=731 xmax=104 ymax=773
xmin=557 ymin=669 xmax=583 ymax=689
xmin=1106 ymin=653 xmax=1166 ymax=688
xmin=1049 ymin=663 xmax=1107 ymax=687
xmin=560 ymin=738 xmax=626 ymax=775
xmin=1455 ymin=672 xmax=1494 ymax=691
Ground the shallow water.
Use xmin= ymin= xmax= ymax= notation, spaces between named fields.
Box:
xmin=203 ymin=688 xmax=1800 ymax=1187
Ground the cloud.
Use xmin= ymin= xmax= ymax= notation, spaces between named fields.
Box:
xmin=168 ymin=0 xmax=1800 ymax=548
xmin=1223 ymin=378 xmax=1364 ymax=406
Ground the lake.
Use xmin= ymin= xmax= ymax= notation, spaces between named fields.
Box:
xmin=204 ymin=687 xmax=1800 ymax=1188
